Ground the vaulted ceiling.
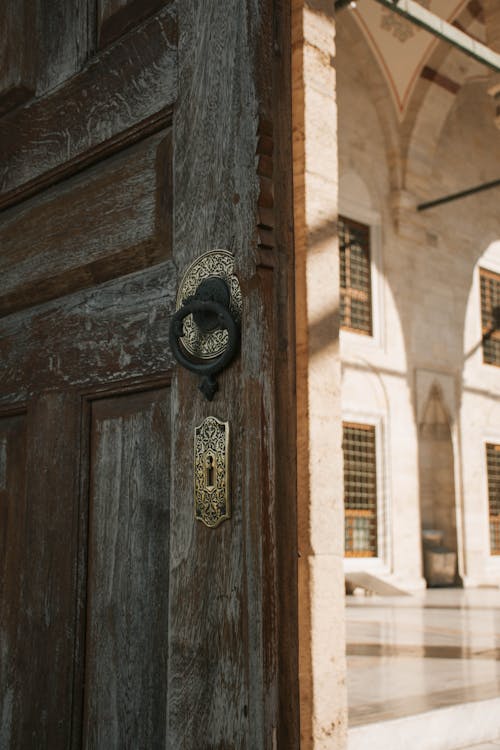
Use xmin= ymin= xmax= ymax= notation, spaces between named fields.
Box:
xmin=350 ymin=0 xmax=486 ymax=116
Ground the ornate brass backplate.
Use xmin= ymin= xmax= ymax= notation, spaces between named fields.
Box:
xmin=176 ymin=250 xmax=242 ymax=361
xmin=194 ymin=416 xmax=230 ymax=527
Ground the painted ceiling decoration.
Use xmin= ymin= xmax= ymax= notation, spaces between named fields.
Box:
xmin=351 ymin=0 xmax=483 ymax=115
xmin=380 ymin=0 xmax=431 ymax=42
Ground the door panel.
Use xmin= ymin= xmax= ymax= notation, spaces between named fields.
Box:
xmin=0 ymin=262 xmax=176 ymax=405
xmin=82 ymin=388 xmax=170 ymax=748
xmin=0 ymin=6 xmax=176 ymax=210
xmin=0 ymin=395 xmax=81 ymax=749
xmin=0 ymin=0 xmax=91 ymax=115
xmin=21 ymin=395 xmax=81 ymax=748
xmin=0 ymin=130 xmax=171 ymax=316
xmin=34 ymin=0 xmax=91 ymax=97
xmin=0 ymin=2 xmax=35 ymax=114
xmin=97 ymin=0 xmax=170 ymax=49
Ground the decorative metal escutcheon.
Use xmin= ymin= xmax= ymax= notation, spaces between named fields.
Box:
xmin=194 ymin=416 xmax=230 ymax=527
xmin=169 ymin=250 xmax=242 ymax=400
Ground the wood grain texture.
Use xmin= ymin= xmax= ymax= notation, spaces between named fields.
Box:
xmin=0 ymin=412 xmax=27 ymax=750
xmin=270 ymin=2 xmax=300 ymax=746
xmin=168 ymin=2 xmax=261 ymax=745
xmin=0 ymin=6 xmax=177 ymax=210
xmin=82 ymin=389 xmax=170 ymax=748
xmin=0 ymin=2 xmax=35 ymax=115
xmin=98 ymin=0 xmax=169 ymax=48
xmin=167 ymin=2 xmax=296 ymax=747
xmin=35 ymin=0 xmax=91 ymax=97
xmin=0 ymin=131 xmax=172 ymax=316
xmin=0 ymin=395 xmax=80 ymax=749
xmin=0 ymin=1 xmax=91 ymax=113
xmin=0 ymin=4 xmax=181 ymax=746
xmin=0 ymin=2 xmax=298 ymax=747
xmin=0 ymin=261 xmax=176 ymax=404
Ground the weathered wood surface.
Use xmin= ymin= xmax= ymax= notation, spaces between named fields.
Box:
xmin=0 ymin=1 xmax=298 ymax=747
xmin=83 ymin=389 xmax=170 ymax=748
xmin=0 ymin=262 xmax=176 ymax=404
xmin=0 ymin=395 xmax=81 ymax=749
xmin=34 ymin=0 xmax=91 ymax=98
xmin=0 ymin=413 xmax=27 ymax=749
xmin=0 ymin=3 xmax=177 ymax=749
xmin=0 ymin=2 xmax=35 ymax=114
xmin=166 ymin=2 xmax=296 ymax=747
xmin=0 ymin=131 xmax=172 ymax=316
xmin=98 ymin=0 xmax=169 ymax=48
xmin=168 ymin=1 xmax=260 ymax=744
xmin=0 ymin=6 xmax=177 ymax=210
xmin=268 ymin=3 xmax=300 ymax=745
xmin=0 ymin=1 xmax=91 ymax=114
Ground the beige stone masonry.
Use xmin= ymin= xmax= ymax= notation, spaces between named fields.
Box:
xmin=292 ymin=2 xmax=347 ymax=748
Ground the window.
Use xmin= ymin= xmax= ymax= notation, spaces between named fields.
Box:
xmin=339 ymin=216 xmax=372 ymax=335
xmin=480 ymin=267 xmax=500 ymax=366
xmin=487 ymin=442 xmax=500 ymax=555
xmin=343 ymin=422 xmax=377 ymax=557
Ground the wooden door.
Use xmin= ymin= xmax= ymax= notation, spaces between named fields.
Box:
xmin=0 ymin=2 xmax=297 ymax=749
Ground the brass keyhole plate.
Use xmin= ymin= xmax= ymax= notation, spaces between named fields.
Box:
xmin=176 ymin=250 xmax=242 ymax=361
xmin=194 ymin=416 xmax=230 ymax=527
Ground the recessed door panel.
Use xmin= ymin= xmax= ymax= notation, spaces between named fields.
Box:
xmin=82 ymin=388 xmax=170 ymax=749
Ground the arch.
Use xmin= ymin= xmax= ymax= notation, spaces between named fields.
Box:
xmin=339 ymin=172 xmax=373 ymax=213
xmin=338 ymin=0 xmax=489 ymax=197
xmin=418 ymin=381 xmax=460 ymax=586
xmin=401 ymin=4 xmax=490 ymax=197
xmin=337 ymin=0 xmax=497 ymax=590
xmin=419 ymin=381 xmax=453 ymax=437
xmin=336 ymin=11 xmax=403 ymax=193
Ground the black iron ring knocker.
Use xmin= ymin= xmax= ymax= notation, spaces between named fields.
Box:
xmin=169 ymin=276 xmax=240 ymax=401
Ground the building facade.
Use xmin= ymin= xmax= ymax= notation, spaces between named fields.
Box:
xmin=293 ymin=2 xmax=500 ymax=747
xmin=337 ymin=0 xmax=500 ymax=591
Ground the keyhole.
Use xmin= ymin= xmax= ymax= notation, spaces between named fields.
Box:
xmin=206 ymin=454 xmax=215 ymax=488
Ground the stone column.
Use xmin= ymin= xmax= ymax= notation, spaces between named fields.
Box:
xmin=292 ymin=2 xmax=348 ymax=748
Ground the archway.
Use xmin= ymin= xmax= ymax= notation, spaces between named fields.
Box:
xmin=418 ymin=383 xmax=460 ymax=585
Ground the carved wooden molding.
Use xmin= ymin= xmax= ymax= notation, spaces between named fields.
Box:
xmin=256 ymin=117 xmax=276 ymax=259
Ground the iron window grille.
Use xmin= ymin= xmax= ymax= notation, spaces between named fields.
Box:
xmin=343 ymin=422 xmax=378 ymax=557
xmin=339 ymin=216 xmax=373 ymax=335
xmin=486 ymin=442 xmax=500 ymax=556
xmin=480 ymin=267 xmax=500 ymax=367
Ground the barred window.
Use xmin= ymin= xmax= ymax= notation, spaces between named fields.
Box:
xmin=343 ymin=423 xmax=377 ymax=557
xmin=487 ymin=443 xmax=500 ymax=555
xmin=339 ymin=216 xmax=372 ymax=335
xmin=480 ymin=268 xmax=500 ymax=366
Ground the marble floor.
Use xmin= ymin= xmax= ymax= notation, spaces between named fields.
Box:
xmin=346 ymin=588 xmax=500 ymax=729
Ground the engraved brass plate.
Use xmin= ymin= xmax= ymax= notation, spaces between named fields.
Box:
xmin=194 ymin=416 xmax=230 ymax=527
xmin=176 ymin=250 xmax=242 ymax=361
